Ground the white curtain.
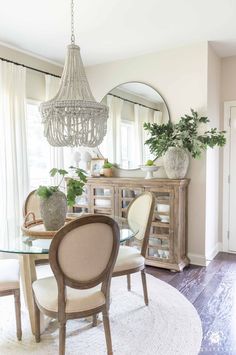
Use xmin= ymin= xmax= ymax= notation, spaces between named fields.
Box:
xmin=134 ymin=105 xmax=151 ymax=165
xmin=154 ymin=110 xmax=163 ymax=124
xmin=0 ymin=61 xmax=29 ymax=245
xmin=45 ymin=75 xmax=64 ymax=185
xmin=105 ymin=95 xmax=123 ymax=164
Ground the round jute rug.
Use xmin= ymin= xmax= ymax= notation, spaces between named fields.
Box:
xmin=0 ymin=271 xmax=202 ymax=355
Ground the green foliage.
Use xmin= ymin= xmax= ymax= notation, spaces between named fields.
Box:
xmin=144 ymin=109 xmax=226 ymax=159
xmin=103 ymin=161 xmax=113 ymax=168
xmin=36 ymin=167 xmax=87 ymax=207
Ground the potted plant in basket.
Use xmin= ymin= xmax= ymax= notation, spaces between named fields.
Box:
xmin=36 ymin=167 xmax=87 ymax=231
xmin=144 ymin=109 xmax=226 ymax=178
xmin=102 ymin=161 xmax=114 ymax=177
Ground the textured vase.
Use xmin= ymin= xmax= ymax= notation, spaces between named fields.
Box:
xmin=163 ymin=147 xmax=189 ymax=179
xmin=40 ymin=191 xmax=67 ymax=231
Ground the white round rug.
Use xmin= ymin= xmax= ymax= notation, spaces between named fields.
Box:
xmin=0 ymin=272 xmax=202 ymax=355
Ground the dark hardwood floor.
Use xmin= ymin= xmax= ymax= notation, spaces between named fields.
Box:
xmin=146 ymin=252 xmax=236 ymax=355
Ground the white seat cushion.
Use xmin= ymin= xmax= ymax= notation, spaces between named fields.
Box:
xmin=0 ymin=259 xmax=20 ymax=292
xmin=32 ymin=277 xmax=106 ymax=313
xmin=113 ymin=246 xmax=145 ymax=273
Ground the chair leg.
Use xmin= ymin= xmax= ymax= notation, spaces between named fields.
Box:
xmin=14 ymin=289 xmax=22 ymax=341
xmin=141 ymin=270 xmax=149 ymax=306
xmin=34 ymin=299 xmax=41 ymax=343
xmin=92 ymin=314 xmax=98 ymax=327
xmin=127 ymin=274 xmax=131 ymax=291
xmin=59 ymin=321 xmax=66 ymax=355
xmin=102 ymin=309 xmax=113 ymax=355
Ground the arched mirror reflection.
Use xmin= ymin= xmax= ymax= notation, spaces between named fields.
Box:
xmin=99 ymin=82 xmax=170 ymax=170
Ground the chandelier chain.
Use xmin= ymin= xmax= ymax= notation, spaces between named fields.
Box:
xmin=71 ymin=0 xmax=75 ymax=44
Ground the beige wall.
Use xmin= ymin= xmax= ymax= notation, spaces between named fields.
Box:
xmin=86 ymin=42 xmax=208 ymax=262
xmin=222 ymin=56 xmax=236 ymax=102
xmin=206 ymin=44 xmax=221 ymax=260
xmin=0 ymin=43 xmax=62 ymax=101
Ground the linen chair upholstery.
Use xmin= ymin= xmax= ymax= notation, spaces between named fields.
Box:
xmin=0 ymin=259 xmax=22 ymax=340
xmin=113 ymin=192 xmax=155 ymax=305
xmin=32 ymin=215 xmax=120 ymax=355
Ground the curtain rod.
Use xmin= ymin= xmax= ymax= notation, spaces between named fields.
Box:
xmin=0 ymin=57 xmax=61 ymax=78
xmin=108 ymin=93 xmax=160 ymax=112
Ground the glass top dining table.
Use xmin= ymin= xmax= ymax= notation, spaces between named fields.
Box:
xmin=0 ymin=214 xmax=138 ymax=335
xmin=0 ymin=215 xmax=136 ymax=255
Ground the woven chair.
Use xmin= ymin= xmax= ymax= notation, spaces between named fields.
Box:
xmin=113 ymin=192 xmax=155 ymax=305
xmin=32 ymin=215 xmax=120 ymax=355
xmin=0 ymin=259 xmax=22 ymax=340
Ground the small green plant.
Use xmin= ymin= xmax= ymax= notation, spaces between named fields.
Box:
xmin=36 ymin=167 xmax=87 ymax=207
xmin=144 ymin=109 xmax=226 ymax=159
xmin=103 ymin=161 xmax=113 ymax=169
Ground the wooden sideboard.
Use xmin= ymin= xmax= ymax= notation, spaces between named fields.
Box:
xmin=71 ymin=177 xmax=190 ymax=272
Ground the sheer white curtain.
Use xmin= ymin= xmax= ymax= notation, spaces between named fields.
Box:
xmin=45 ymin=75 xmax=64 ymax=184
xmin=103 ymin=95 xmax=123 ymax=164
xmin=0 ymin=61 xmax=29 ymax=245
xmin=134 ymin=105 xmax=151 ymax=165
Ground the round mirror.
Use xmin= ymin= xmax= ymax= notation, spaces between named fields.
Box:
xmin=98 ymin=82 xmax=170 ymax=170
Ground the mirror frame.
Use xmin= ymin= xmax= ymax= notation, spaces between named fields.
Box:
xmin=98 ymin=81 xmax=171 ymax=171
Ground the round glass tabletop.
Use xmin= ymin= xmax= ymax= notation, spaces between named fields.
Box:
xmin=0 ymin=216 xmax=137 ymax=255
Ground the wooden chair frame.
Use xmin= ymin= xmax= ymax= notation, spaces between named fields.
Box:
xmin=23 ymin=189 xmax=38 ymax=218
xmin=0 ymin=288 xmax=22 ymax=340
xmin=33 ymin=215 xmax=120 ymax=355
xmin=112 ymin=191 xmax=155 ymax=306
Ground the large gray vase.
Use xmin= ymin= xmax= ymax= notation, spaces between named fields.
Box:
xmin=40 ymin=191 xmax=67 ymax=231
xmin=163 ymin=147 xmax=189 ymax=179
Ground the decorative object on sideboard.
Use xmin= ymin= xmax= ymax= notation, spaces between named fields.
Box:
xmin=90 ymin=158 xmax=106 ymax=177
xmin=144 ymin=109 xmax=226 ymax=178
xmin=140 ymin=159 xmax=160 ymax=179
xmin=36 ymin=167 xmax=87 ymax=230
xmin=73 ymin=151 xmax=81 ymax=167
xmin=102 ymin=161 xmax=113 ymax=177
xmin=40 ymin=0 xmax=108 ymax=148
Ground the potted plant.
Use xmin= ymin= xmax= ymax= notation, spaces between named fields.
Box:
xmin=102 ymin=161 xmax=113 ymax=177
xmin=144 ymin=109 xmax=226 ymax=178
xmin=140 ymin=160 xmax=160 ymax=179
xmin=36 ymin=167 xmax=87 ymax=230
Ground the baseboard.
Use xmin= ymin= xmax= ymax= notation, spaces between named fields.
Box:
xmin=206 ymin=242 xmax=222 ymax=262
xmin=188 ymin=242 xmax=222 ymax=267
xmin=188 ymin=253 xmax=209 ymax=266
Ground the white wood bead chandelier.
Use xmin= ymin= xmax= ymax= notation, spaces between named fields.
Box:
xmin=40 ymin=0 xmax=108 ymax=147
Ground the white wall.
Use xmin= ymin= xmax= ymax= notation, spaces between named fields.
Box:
xmin=86 ymin=42 xmax=208 ymax=262
xmin=0 ymin=43 xmax=62 ymax=101
xmin=205 ymin=44 xmax=221 ymax=261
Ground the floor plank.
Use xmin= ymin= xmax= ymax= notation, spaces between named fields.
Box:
xmin=146 ymin=252 xmax=236 ymax=355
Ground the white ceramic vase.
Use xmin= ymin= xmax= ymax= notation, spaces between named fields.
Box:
xmin=163 ymin=147 xmax=189 ymax=179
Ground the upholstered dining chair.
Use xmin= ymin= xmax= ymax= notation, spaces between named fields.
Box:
xmin=32 ymin=215 xmax=120 ymax=355
xmin=0 ymin=259 xmax=22 ymax=340
xmin=112 ymin=191 xmax=155 ymax=306
xmin=23 ymin=189 xmax=41 ymax=220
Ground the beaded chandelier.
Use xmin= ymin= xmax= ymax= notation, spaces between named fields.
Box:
xmin=40 ymin=0 xmax=108 ymax=147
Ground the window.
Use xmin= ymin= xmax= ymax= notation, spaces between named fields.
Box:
xmin=26 ymin=101 xmax=51 ymax=190
xmin=26 ymin=101 xmax=75 ymax=190
xmin=120 ymin=120 xmax=135 ymax=169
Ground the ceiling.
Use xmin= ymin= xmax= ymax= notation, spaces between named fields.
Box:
xmin=1 ymin=0 xmax=236 ymax=66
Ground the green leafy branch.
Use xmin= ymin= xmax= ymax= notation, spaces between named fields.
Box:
xmin=36 ymin=167 xmax=87 ymax=207
xmin=144 ymin=109 xmax=226 ymax=159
